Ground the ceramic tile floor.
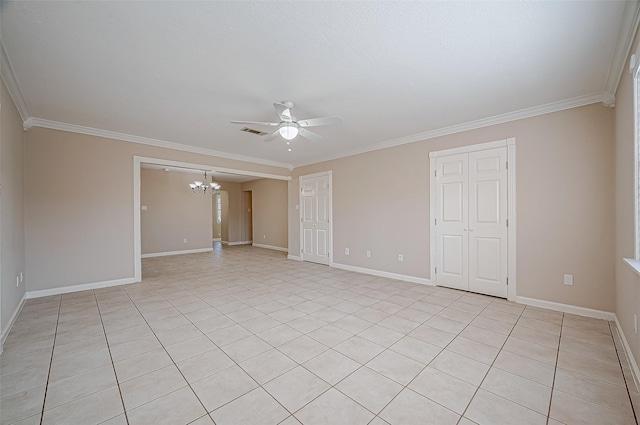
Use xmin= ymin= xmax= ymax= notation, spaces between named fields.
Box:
xmin=1 ymin=244 xmax=639 ymax=425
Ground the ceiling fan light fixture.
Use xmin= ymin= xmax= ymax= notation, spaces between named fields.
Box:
xmin=279 ymin=123 xmax=298 ymax=140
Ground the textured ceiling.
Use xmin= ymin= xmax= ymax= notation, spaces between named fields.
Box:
xmin=0 ymin=1 xmax=632 ymax=168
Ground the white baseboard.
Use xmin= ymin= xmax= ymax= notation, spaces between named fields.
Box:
xmin=515 ymin=296 xmax=615 ymax=321
xmin=141 ymin=248 xmax=213 ymax=258
xmin=26 ymin=277 xmax=136 ymax=299
xmin=0 ymin=294 xmax=27 ymax=355
xmin=614 ymin=314 xmax=640 ymax=391
xmin=287 ymin=255 xmax=302 ymax=261
xmin=252 ymin=243 xmax=288 ymax=253
xmin=331 ymin=262 xmax=433 ymax=286
xmin=224 ymin=241 xmax=252 ymax=246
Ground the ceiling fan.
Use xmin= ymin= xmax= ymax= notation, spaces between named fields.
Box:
xmin=231 ymin=100 xmax=342 ymax=142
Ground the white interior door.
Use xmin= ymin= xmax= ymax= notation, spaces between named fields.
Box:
xmin=468 ymin=148 xmax=508 ymax=298
xmin=300 ymin=174 xmax=331 ymax=265
xmin=435 ymin=153 xmax=468 ymax=291
xmin=435 ymin=147 xmax=508 ymax=298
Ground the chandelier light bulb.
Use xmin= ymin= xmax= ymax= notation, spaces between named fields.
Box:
xmin=189 ymin=171 xmax=221 ymax=195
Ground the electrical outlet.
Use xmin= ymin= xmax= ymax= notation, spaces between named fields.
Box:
xmin=183 ymin=238 xmax=188 ymax=244
xmin=16 ymin=276 xmax=19 ymax=287
xmin=366 ymin=250 xmax=371 ymax=258
xmin=398 ymin=254 xmax=404 ymax=262
xmin=563 ymin=274 xmax=573 ymax=285
xmin=635 ymin=314 xmax=638 ymax=335
xmin=263 ymin=234 xmax=266 ymax=239
xmin=344 ymin=248 xmax=350 ymax=255
xmin=20 ymin=272 xmax=24 ymax=283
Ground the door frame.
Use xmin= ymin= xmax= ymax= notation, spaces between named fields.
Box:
xmin=429 ymin=138 xmax=516 ymax=301
xmin=241 ymin=190 xmax=253 ymax=244
xmin=298 ymin=171 xmax=333 ymax=265
xmin=133 ymin=156 xmax=291 ymax=282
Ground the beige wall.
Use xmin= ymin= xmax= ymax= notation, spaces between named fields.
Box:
xmin=290 ymin=103 xmax=615 ymax=312
xmin=241 ymin=178 xmax=288 ymax=250
xmin=614 ymin=31 xmax=640 ymax=367
xmin=24 ymin=127 xmax=289 ymax=291
xmin=140 ymin=168 xmax=212 ymax=255
xmin=1 ymin=79 xmax=26 ymax=337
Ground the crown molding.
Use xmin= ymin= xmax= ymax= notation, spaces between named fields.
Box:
xmin=604 ymin=0 xmax=640 ymax=99
xmin=0 ymin=42 xmax=30 ymax=122
xmin=28 ymin=118 xmax=293 ymax=170
xmin=292 ymin=92 xmax=605 ymax=168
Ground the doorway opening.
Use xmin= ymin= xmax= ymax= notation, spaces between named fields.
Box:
xmin=133 ymin=156 xmax=290 ymax=281
xmin=242 ymin=190 xmax=253 ymax=244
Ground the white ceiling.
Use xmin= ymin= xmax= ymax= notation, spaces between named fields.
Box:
xmin=1 ymin=1 xmax=635 ymax=169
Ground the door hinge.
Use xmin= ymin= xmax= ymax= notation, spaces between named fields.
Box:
xmin=506 ymin=161 xmax=508 ymax=169
xmin=435 ymin=267 xmax=437 ymax=274
xmin=300 ymin=248 xmax=303 ymax=253
xmin=435 ymin=170 xmax=437 ymax=177
xmin=506 ymin=277 xmax=509 ymax=285
xmin=506 ymin=219 xmax=508 ymax=227
xmin=300 ymin=218 xmax=303 ymax=223
xmin=434 ymin=218 xmax=437 ymax=225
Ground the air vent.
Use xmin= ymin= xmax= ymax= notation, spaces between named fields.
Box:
xmin=240 ymin=127 xmax=268 ymax=136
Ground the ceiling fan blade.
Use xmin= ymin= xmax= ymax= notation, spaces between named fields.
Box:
xmin=273 ymin=102 xmax=292 ymax=122
xmin=231 ymin=120 xmax=279 ymax=126
xmin=297 ymin=116 xmax=343 ymax=128
xmin=298 ymin=127 xmax=323 ymax=142
xmin=264 ymin=130 xmax=281 ymax=142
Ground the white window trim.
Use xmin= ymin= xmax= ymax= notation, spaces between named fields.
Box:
xmin=626 ymin=49 xmax=640 ymax=277
xmin=216 ymin=194 xmax=222 ymax=224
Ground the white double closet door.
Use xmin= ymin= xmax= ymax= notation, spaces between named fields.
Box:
xmin=435 ymin=147 xmax=508 ymax=298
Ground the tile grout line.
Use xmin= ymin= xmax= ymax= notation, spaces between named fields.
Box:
xmin=551 ymin=319 xmax=639 ymax=421
xmin=23 ymin=248 xmax=611 ymax=425
xmin=449 ymin=296 xmax=527 ymax=424
xmin=114 ymin=283 xmax=217 ymax=424
xmin=271 ymin=291 xmax=518 ymax=424
xmin=149 ymin=272 xmax=304 ymax=423
xmin=545 ymin=312 xmax=564 ymax=425
xmin=608 ymin=320 xmax=640 ymax=425
xmin=38 ymin=295 xmax=62 ymax=425
xmin=120 ymin=266 xmax=355 ymax=423
xmin=272 ymin=287 xmax=458 ymax=422
xmin=144 ymin=260 xmax=420 ymax=423
xmin=95 ymin=289 xmax=133 ymax=425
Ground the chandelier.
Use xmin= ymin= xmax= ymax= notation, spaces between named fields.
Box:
xmin=189 ymin=171 xmax=221 ymax=194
